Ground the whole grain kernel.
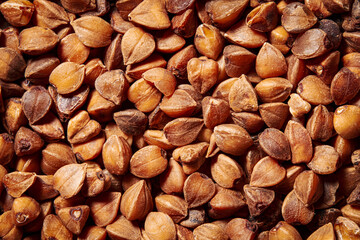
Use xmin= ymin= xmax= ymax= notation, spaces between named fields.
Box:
xmin=121 ymin=27 xmax=155 ymax=66
xmin=172 ymin=142 xmax=208 ymax=167
xmin=292 ymin=29 xmax=332 ymax=59
xmin=259 ymin=128 xmax=291 ymax=161
xmin=282 ymin=190 xmax=315 ymax=225
xmin=106 ymin=216 xmax=141 ymax=240
xmin=0 ymin=47 xmax=26 ymax=82
xmin=308 ymin=145 xmax=340 ymax=175
xmin=95 ymin=70 xmax=129 ymax=106
xmin=142 ymin=67 xmax=177 ymax=97
xmin=225 ymin=218 xmax=258 ymax=240
xmin=160 ymin=89 xmax=197 ymax=118
xmin=164 ymin=117 xmax=204 ymax=146
xmin=269 ymin=26 xmax=293 ymax=54
xmin=167 ymin=45 xmax=197 ymax=80
xmin=0 ymin=0 xmax=34 ymax=27
xmin=102 ymin=135 xmax=132 ymax=175
xmin=87 ymin=191 xmax=121 ymax=227
xmin=159 ymin=158 xmax=186 ymax=194
xmin=256 ymin=42 xmax=288 ymax=79
xmin=144 ymin=212 xmax=176 ymax=240
xmin=58 ymin=205 xmax=90 ymax=234
xmin=67 ymin=111 xmax=101 ymax=144
xmin=202 ymin=96 xmax=230 ymax=129
xmin=333 ymin=134 xmax=355 ymax=166
xmin=331 ymin=67 xmax=360 ymax=105
xmin=259 ymin=102 xmax=289 ymax=129
xmin=223 ymin=45 xmax=256 ymax=77
xmin=205 ymin=0 xmax=247 ymax=28
xmin=18 ymin=26 xmax=59 ymax=55
xmin=71 ymin=16 xmax=113 ymax=48
xmin=225 ymin=20 xmax=267 ymax=49
xmin=33 ymin=0 xmax=69 ymax=29
xmin=120 ymin=180 xmax=153 ymax=221
xmin=0 ymin=210 xmax=16 ymax=238
xmin=287 ymin=54 xmax=309 ymax=90
xmin=211 ymin=154 xmax=245 ymax=189
xmin=21 ymin=86 xmax=52 ymax=124
xmin=104 ymin=34 xmax=123 ymax=71
xmin=12 ymin=196 xmax=40 ymax=226
xmin=172 ymin=8 xmax=198 ymax=39
xmin=130 ymin=145 xmax=168 ymax=178
xmin=293 ymin=170 xmax=323 ymax=206
xmin=209 ymin=187 xmax=246 ymax=219
xmin=306 ymin=105 xmax=333 ymax=142
xmin=71 ymin=132 xmax=106 ymax=161
xmin=14 ymin=127 xmax=43 ymax=156
xmin=0 ymin=27 xmax=21 ymax=53
xmin=297 ymin=75 xmax=333 ymax=105
xmin=308 ymin=223 xmax=336 ymax=240
xmin=213 ymin=124 xmax=253 ymax=156
xmin=84 ymin=58 xmax=107 ymax=87
xmin=3 ymin=171 xmax=36 ymax=197
xmin=41 ymin=214 xmax=73 ymax=240
xmin=49 ymin=62 xmax=85 ymax=95
xmin=41 ymin=142 xmax=76 ymax=175
xmin=255 ymin=77 xmax=293 ymax=103
xmin=128 ymin=0 xmax=170 ymax=30
xmin=333 ymin=105 xmax=360 ymax=139
xmin=193 ymin=223 xmax=228 ymax=240
xmin=269 ymin=221 xmax=302 ymax=240
xmin=229 ymin=75 xmax=258 ymax=112
xmin=128 ymin=78 xmax=162 ymax=113
xmin=288 ymin=93 xmax=311 ymax=118
xmin=49 ymin=85 xmax=90 ymax=122
xmin=57 ymin=33 xmax=90 ymax=64
xmin=113 ymin=109 xmax=148 ymax=136
xmin=250 ymin=157 xmax=286 ymax=187
xmin=285 ymin=120 xmax=313 ymax=164
xmin=53 ymin=163 xmax=87 ymax=199
xmin=87 ymin=90 xmax=117 ymax=122
xmin=3 ymin=98 xmax=28 ymax=135
xmin=194 ymin=24 xmax=224 ymax=60
xmin=244 ymin=185 xmax=275 ymax=217
xmin=187 ymin=57 xmax=219 ymax=94
xmin=184 ymin=172 xmax=216 ymax=208
xmin=246 ymin=2 xmax=279 ymax=32
xmin=231 ymin=112 xmax=264 ymax=134
xmin=319 ymin=19 xmax=341 ymax=50
xmin=155 ymin=194 xmax=188 ymax=223
xmin=156 ymin=30 xmax=184 ymax=53
xmin=281 ymin=2 xmax=317 ymax=34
